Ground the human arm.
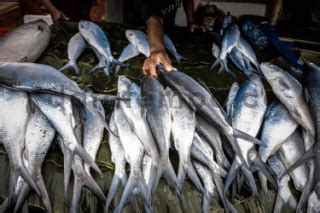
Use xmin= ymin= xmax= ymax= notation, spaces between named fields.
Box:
xmin=142 ymin=16 xmax=173 ymax=77
xmin=41 ymin=0 xmax=69 ymax=22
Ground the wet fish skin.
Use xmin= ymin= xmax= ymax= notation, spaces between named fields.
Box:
xmin=31 ymin=93 xmax=102 ymax=194
xmin=115 ymin=43 xmax=140 ymax=74
xmin=59 ymin=33 xmax=87 ymax=75
xmin=267 ymin=155 xmax=297 ymax=212
xmin=225 ymin=82 xmax=240 ymax=119
xmin=164 ymin=34 xmax=186 ymax=66
xmin=229 ymin=47 xmax=253 ymax=77
xmin=89 ymin=48 xmax=110 ymax=76
xmin=0 ymin=87 xmax=40 ymax=206
xmin=167 ymin=88 xmax=203 ymax=192
xmin=125 ymin=30 xmax=150 ymax=57
xmin=260 ymin=62 xmax=315 ymax=138
xmin=141 ymin=76 xmax=180 ymax=197
xmin=236 ymin=37 xmax=261 ymax=73
xmin=78 ymin=21 xmax=124 ymax=67
xmin=13 ymin=108 xmax=55 ymax=213
xmin=117 ymin=76 xmax=160 ymax=193
xmin=0 ymin=20 xmax=51 ymax=63
xmin=0 ymin=62 xmax=112 ymax=135
xmin=114 ymin=105 xmax=151 ymax=213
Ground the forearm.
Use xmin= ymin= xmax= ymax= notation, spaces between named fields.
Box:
xmin=182 ymin=0 xmax=194 ymax=24
xmin=147 ymin=16 xmax=165 ymax=53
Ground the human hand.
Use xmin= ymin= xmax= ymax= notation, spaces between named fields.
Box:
xmin=51 ymin=9 xmax=69 ymax=22
xmin=189 ymin=23 xmax=213 ymax=32
xmin=142 ymin=50 xmax=173 ymax=77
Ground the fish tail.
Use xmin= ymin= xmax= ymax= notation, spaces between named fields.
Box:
xmin=250 ymin=149 xmax=277 ymax=188
xmin=186 ymin=163 xmax=204 ymax=193
xmin=210 ymin=58 xmax=221 ymax=71
xmin=177 ymin=162 xmax=187 ymax=190
xmin=17 ymin=163 xmax=40 ymax=196
xmin=224 ymin=159 xmax=240 ymax=194
xmin=63 ymin=148 xmax=73 ymax=197
xmin=273 ymin=192 xmax=285 ymax=213
xmin=258 ymin=172 xmax=269 ymax=201
xmin=111 ymin=58 xmax=127 ymax=68
xmin=147 ymin=162 xmax=158 ymax=196
xmin=105 ymin=175 xmax=122 ymax=211
xmin=224 ymin=132 xmax=248 ymax=168
xmin=83 ymin=171 xmax=106 ymax=202
xmin=175 ymin=54 xmax=188 ymax=67
xmin=70 ymin=178 xmax=84 ymax=213
xmin=241 ymin=166 xmax=257 ymax=195
xmin=36 ymin=177 xmax=52 ymax=213
xmin=233 ymin=128 xmax=262 ymax=145
xmin=296 ymin=161 xmax=315 ymax=212
xmin=163 ymin=162 xmax=182 ymax=202
xmin=59 ymin=61 xmax=80 ymax=75
xmin=202 ymin=189 xmax=213 ymax=213
xmin=13 ymin=183 xmax=30 ymax=213
xmin=74 ymin=144 xmax=102 ymax=176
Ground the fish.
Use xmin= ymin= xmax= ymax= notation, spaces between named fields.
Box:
xmin=114 ymin=43 xmax=140 ymax=74
xmin=225 ymin=82 xmax=240 ymax=119
xmin=167 ymin=88 xmax=203 ymax=192
xmin=125 ymin=30 xmax=150 ymax=57
xmin=141 ymin=76 xmax=180 ymax=197
xmin=267 ymin=155 xmax=297 ymax=212
xmin=164 ymin=34 xmax=186 ymax=66
xmin=113 ymin=105 xmax=151 ymax=213
xmin=0 ymin=62 xmax=113 ymax=135
xmin=229 ymin=47 xmax=253 ymax=77
xmin=117 ymin=76 xmax=160 ymax=193
xmin=0 ymin=20 xmax=51 ymax=63
xmin=66 ymin=105 xmax=106 ymax=213
xmin=59 ymin=33 xmax=87 ymax=75
xmin=0 ymin=87 xmax=41 ymax=212
xmin=105 ymin=112 xmax=136 ymax=211
xmin=192 ymin=161 xmax=216 ymax=213
xmin=211 ymin=42 xmax=224 ymax=74
xmin=13 ymin=107 xmax=55 ymax=213
xmin=157 ymin=65 xmax=262 ymax=167
xmin=30 ymin=93 xmax=102 ymax=194
xmin=235 ymin=37 xmax=261 ymax=74
xmin=89 ymin=48 xmax=110 ymax=76
xmin=260 ymin=63 xmax=315 ymax=140
xmin=225 ymin=75 xmax=276 ymax=195
xmin=210 ymin=23 xmax=240 ymax=74
xmin=196 ymin=114 xmax=231 ymax=170
xmin=78 ymin=21 xmax=125 ymax=67
xmin=277 ymin=130 xmax=310 ymax=211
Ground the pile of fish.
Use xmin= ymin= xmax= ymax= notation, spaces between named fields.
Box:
xmin=0 ymin=20 xmax=320 ymax=213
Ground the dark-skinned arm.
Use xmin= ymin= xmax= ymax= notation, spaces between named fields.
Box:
xmin=142 ymin=16 xmax=173 ymax=77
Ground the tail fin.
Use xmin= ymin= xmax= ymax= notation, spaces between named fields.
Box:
xmin=83 ymin=172 xmax=106 ymax=202
xmin=241 ymin=166 xmax=257 ymax=195
xmin=283 ymin=147 xmax=314 ymax=176
xmin=296 ymin=161 xmax=314 ymax=212
xmin=175 ymin=54 xmax=188 ymax=67
xmin=105 ymin=175 xmax=122 ymax=212
xmin=210 ymin=58 xmax=222 ymax=71
xmin=185 ymin=163 xmax=204 ymax=193
xmin=17 ymin=164 xmax=40 ymax=196
xmin=162 ymin=162 xmax=181 ymax=202
xmin=233 ymin=129 xmax=262 ymax=145
xmin=13 ymin=184 xmax=30 ymax=213
xmin=224 ymin=159 xmax=240 ymax=194
xmin=70 ymin=178 xmax=83 ymax=213
xmin=63 ymin=148 xmax=73 ymax=196
xmin=59 ymin=61 xmax=80 ymax=75
xmin=202 ymin=189 xmax=214 ymax=213
xmin=74 ymin=144 xmax=102 ymax=176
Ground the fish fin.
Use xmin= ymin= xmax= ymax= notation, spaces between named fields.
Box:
xmin=74 ymin=144 xmax=102 ymax=176
xmin=163 ymin=162 xmax=182 ymax=202
xmin=212 ymin=173 xmax=233 ymax=212
xmin=273 ymin=192 xmax=285 ymax=213
xmin=296 ymin=162 xmax=314 ymax=212
xmin=17 ymin=163 xmax=40 ymax=196
xmin=111 ymin=58 xmax=128 ymax=68
xmin=114 ymin=174 xmax=150 ymax=213
xmin=210 ymin=58 xmax=222 ymax=71
xmin=21 ymin=201 xmax=29 ymax=213
xmin=59 ymin=61 xmax=80 ymax=75
xmin=105 ymin=175 xmax=121 ymax=211
xmin=186 ymin=163 xmax=204 ymax=193
xmin=70 ymin=178 xmax=84 ymax=213
xmin=83 ymin=172 xmax=106 ymax=202
xmin=224 ymin=159 xmax=240 ymax=194
xmin=233 ymin=128 xmax=262 ymax=145
xmin=5 ymin=169 xmax=18 ymax=211
xmin=177 ymin=161 xmax=187 ymax=191
xmin=88 ymin=63 xmax=101 ymax=74
xmin=250 ymin=149 xmax=277 ymax=188
xmin=36 ymin=177 xmax=51 ymax=213
xmin=202 ymin=189 xmax=213 ymax=213
xmin=13 ymin=183 xmax=30 ymax=213
xmin=304 ymin=89 xmax=310 ymax=104
xmin=258 ymin=172 xmax=269 ymax=201
xmin=282 ymin=147 xmax=314 ymax=177
xmin=0 ymin=198 xmax=9 ymax=212
xmin=241 ymin=166 xmax=257 ymax=195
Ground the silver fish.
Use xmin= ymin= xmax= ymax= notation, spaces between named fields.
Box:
xmin=114 ymin=43 xmax=140 ymax=74
xmin=211 ymin=23 xmax=240 ymax=74
xmin=235 ymin=37 xmax=261 ymax=73
xmin=260 ymin=63 xmax=315 ymax=139
xmin=267 ymin=155 xmax=297 ymax=212
xmin=0 ymin=62 xmax=112 ymax=134
xmin=114 ymin=105 xmax=151 ymax=213
xmin=225 ymin=82 xmax=240 ymax=119
xmin=89 ymin=48 xmax=110 ymax=76
xmin=167 ymin=88 xmax=203 ymax=192
xmin=0 ymin=20 xmax=51 ymax=63
xmin=0 ymin=87 xmax=40 ymax=205
xmin=117 ymin=76 xmax=160 ymax=193
xmin=13 ymin=108 xmax=55 ymax=213
xmin=164 ymin=34 xmax=186 ymax=66
xmin=211 ymin=42 xmax=224 ymax=74
xmin=78 ymin=21 xmax=124 ymax=67
xmin=229 ymin=47 xmax=253 ymax=77
xmin=31 ymin=93 xmax=101 ymax=193
xmin=157 ymin=65 xmax=261 ymax=166
xmin=141 ymin=76 xmax=179 ymax=197
xmin=59 ymin=33 xmax=86 ymax=75
xmin=125 ymin=30 xmax=150 ymax=57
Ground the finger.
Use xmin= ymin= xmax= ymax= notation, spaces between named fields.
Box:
xmin=149 ymin=65 xmax=157 ymax=78
xmin=62 ymin=13 xmax=70 ymax=20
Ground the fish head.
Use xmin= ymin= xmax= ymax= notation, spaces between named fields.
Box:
xmin=78 ymin=20 xmax=93 ymax=33
xmin=125 ymin=30 xmax=135 ymax=40
xmin=117 ymin=75 xmax=140 ymax=97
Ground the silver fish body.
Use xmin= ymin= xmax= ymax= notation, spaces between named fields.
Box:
xmin=115 ymin=43 xmax=140 ymax=74
xmin=164 ymin=34 xmax=186 ymax=66
xmin=59 ymin=32 xmax=87 ymax=75
xmin=0 ymin=20 xmax=51 ymax=63
xmin=125 ymin=30 xmax=150 ymax=57
xmin=236 ymin=37 xmax=261 ymax=73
